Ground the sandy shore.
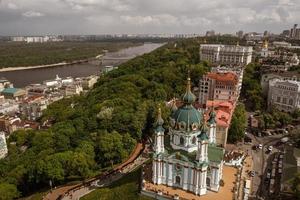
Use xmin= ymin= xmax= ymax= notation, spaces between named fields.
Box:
xmin=0 ymin=62 xmax=72 ymax=72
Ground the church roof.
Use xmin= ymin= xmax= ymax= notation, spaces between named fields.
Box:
xmin=171 ymin=77 xmax=203 ymax=132
xmin=154 ymin=106 xmax=165 ymax=133
xmin=208 ymin=145 xmax=224 ymax=163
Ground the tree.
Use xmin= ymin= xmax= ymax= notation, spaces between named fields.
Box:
xmin=228 ymin=104 xmax=247 ymax=143
xmin=0 ymin=183 xmax=19 ymax=200
xmin=95 ymin=131 xmax=127 ymax=168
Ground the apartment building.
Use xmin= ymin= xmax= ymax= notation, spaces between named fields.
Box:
xmin=199 ymin=72 xmax=239 ymax=105
xmin=200 ymin=44 xmax=253 ymax=65
xmin=268 ymin=79 xmax=300 ymax=112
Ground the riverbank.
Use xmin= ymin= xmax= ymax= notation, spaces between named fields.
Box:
xmin=0 ymin=43 xmax=164 ymax=87
xmin=0 ymin=41 xmax=140 ymax=70
xmin=0 ymin=60 xmax=90 ymax=72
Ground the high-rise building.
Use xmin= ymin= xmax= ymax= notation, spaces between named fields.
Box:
xmin=282 ymin=30 xmax=290 ymax=37
xmin=206 ymin=30 xmax=215 ymax=37
xmin=199 ymin=44 xmax=253 ymax=65
xmin=236 ymin=30 xmax=244 ymax=38
xmin=295 ymin=28 xmax=300 ymax=40
xmin=289 ymin=24 xmax=298 ymax=38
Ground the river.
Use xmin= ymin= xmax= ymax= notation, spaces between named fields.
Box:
xmin=0 ymin=43 xmax=164 ymax=87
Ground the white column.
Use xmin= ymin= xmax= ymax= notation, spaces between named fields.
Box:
xmin=183 ymin=167 xmax=188 ymax=190
xmin=167 ymin=163 xmax=173 ymax=186
xmin=195 ymin=171 xmax=199 ymax=195
xmin=152 ymin=160 xmax=157 ymax=184
xmin=163 ymin=162 xmax=167 ymax=184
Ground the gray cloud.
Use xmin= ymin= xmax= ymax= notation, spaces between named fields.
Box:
xmin=0 ymin=0 xmax=299 ymax=35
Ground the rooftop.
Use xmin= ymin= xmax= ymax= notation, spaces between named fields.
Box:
xmin=1 ymin=88 xmax=20 ymax=94
xmin=206 ymin=72 xmax=239 ymax=84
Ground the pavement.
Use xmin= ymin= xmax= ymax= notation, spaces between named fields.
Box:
xmin=241 ymin=131 xmax=288 ymax=199
xmin=143 ymin=164 xmax=237 ymax=200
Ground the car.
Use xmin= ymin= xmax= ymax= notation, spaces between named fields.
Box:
xmin=258 ymin=144 xmax=263 ymax=149
xmin=250 ymin=171 xmax=255 ymax=177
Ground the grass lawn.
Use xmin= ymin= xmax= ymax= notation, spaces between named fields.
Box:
xmin=81 ymin=168 xmax=153 ymax=200
xmin=19 ymin=192 xmax=45 ymax=200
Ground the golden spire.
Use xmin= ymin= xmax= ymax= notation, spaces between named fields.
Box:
xmin=263 ymin=40 xmax=268 ymax=49
xmin=187 ymin=70 xmax=191 ymax=92
xmin=156 ymin=104 xmax=164 ymax=126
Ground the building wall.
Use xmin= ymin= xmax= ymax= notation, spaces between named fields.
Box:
xmin=199 ymin=44 xmax=253 ymax=65
xmin=216 ymin=126 xmax=228 ymax=147
xmin=199 ymin=74 xmax=238 ymax=105
xmin=0 ymin=132 xmax=8 ymax=159
xmin=268 ymin=80 xmax=300 ymax=112
xmin=261 ymin=73 xmax=300 ymax=95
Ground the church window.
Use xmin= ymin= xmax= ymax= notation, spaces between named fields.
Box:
xmin=206 ymin=177 xmax=211 ymax=187
xmin=192 ymin=136 xmax=197 ymax=144
xmin=179 ymin=122 xmax=186 ymax=130
xmin=175 ymin=176 xmax=181 ymax=185
xmin=180 ymin=137 xmax=184 ymax=145
xmin=192 ymin=123 xmax=198 ymax=131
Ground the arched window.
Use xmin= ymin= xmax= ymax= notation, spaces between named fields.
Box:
xmin=192 ymin=136 xmax=197 ymax=144
xmin=175 ymin=176 xmax=181 ymax=185
xmin=206 ymin=177 xmax=211 ymax=187
xmin=180 ymin=137 xmax=184 ymax=145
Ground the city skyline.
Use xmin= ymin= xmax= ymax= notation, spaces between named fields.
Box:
xmin=0 ymin=0 xmax=300 ymax=35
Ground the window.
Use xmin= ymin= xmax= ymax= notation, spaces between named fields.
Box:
xmin=192 ymin=136 xmax=197 ymax=144
xmin=175 ymin=176 xmax=181 ymax=185
xmin=283 ymin=98 xmax=287 ymax=104
xmin=180 ymin=137 xmax=184 ymax=145
xmin=277 ymin=96 xmax=281 ymax=103
xmin=289 ymin=99 xmax=293 ymax=105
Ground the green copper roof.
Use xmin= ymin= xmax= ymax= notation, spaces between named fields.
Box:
xmin=172 ymin=105 xmax=202 ymax=131
xmin=197 ymin=131 xmax=209 ymax=141
xmin=1 ymin=88 xmax=19 ymax=94
xmin=208 ymin=110 xmax=217 ymax=125
xmin=182 ymin=77 xmax=196 ymax=104
xmin=154 ymin=107 xmax=164 ymax=133
xmin=208 ymin=144 xmax=224 ymax=163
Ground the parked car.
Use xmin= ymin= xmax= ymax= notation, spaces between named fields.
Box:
xmin=258 ymin=144 xmax=263 ymax=149
xmin=250 ymin=171 xmax=255 ymax=177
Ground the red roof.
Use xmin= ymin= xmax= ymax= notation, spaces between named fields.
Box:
xmin=206 ymin=72 xmax=238 ymax=84
xmin=206 ymin=100 xmax=236 ymax=128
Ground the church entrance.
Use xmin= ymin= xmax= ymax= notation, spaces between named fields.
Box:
xmin=206 ymin=177 xmax=211 ymax=187
xmin=175 ymin=176 xmax=181 ymax=185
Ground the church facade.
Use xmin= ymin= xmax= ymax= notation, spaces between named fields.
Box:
xmin=152 ymin=77 xmax=225 ymax=196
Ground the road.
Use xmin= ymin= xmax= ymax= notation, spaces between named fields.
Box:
xmin=245 ymin=132 xmax=286 ymax=199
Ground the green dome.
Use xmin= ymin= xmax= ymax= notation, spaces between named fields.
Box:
xmin=172 ymin=105 xmax=202 ymax=132
xmin=154 ymin=107 xmax=164 ymax=133
xmin=182 ymin=77 xmax=196 ymax=104
xmin=208 ymin=110 xmax=217 ymax=125
xmin=197 ymin=122 xmax=209 ymax=141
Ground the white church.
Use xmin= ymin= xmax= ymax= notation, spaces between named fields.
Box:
xmin=151 ymin=77 xmax=225 ymax=196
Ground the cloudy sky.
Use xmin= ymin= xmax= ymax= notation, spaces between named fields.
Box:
xmin=0 ymin=0 xmax=299 ymax=35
